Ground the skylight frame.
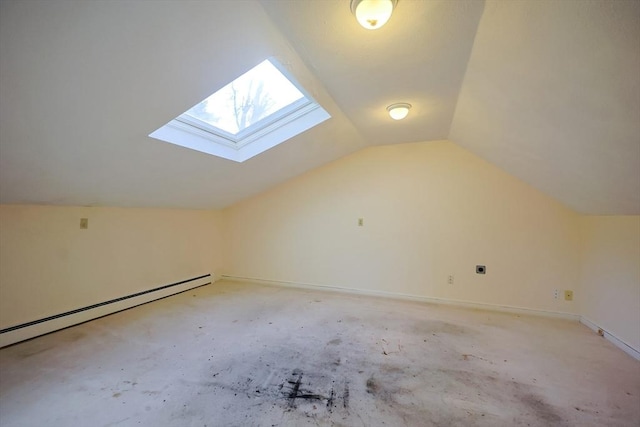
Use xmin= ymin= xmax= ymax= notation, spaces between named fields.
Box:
xmin=149 ymin=58 xmax=330 ymax=162
xmin=174 ymin=95 xmax=313 ymax=148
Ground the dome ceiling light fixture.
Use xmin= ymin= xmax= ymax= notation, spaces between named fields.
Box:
xmin=387 ymin=103 xmax=411 ymax=120
xmin=350 ymin=0 xmax=398 ymax=30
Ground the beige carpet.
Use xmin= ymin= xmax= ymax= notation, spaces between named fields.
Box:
xmin=1 ymin=280 xmax=638 ymax=426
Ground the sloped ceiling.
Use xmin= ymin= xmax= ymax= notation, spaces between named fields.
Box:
xmin=0 ymin=0 xmax=366 ymax=209
xmin=0 ymin=0 xmax=638 ymax=214
xmin=450 ymin=0 xmax=640 ymax=215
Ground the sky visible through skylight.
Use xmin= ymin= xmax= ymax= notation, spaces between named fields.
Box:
xmin=184 ymin=60 xmax=304 ymax=136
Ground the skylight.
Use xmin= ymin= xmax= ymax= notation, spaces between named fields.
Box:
xmin=183 ymin=60 xmax=304 ymax=136
xmin=149 ymin=59 xmax=330 ymax=162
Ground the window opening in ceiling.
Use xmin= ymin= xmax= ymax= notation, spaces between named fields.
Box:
xmin=149 ymin=58 xmax=330 ymax=162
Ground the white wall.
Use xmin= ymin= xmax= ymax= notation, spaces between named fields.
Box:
xmin=580 ymin=216 xmax=640 ymax=352
xmin=1 ymin=145 xmax=637 ymax=355
xmin=0 ymin=205 xmax=224 ymax=329
xmin=223 ymin=141 xmax=581 ymax=314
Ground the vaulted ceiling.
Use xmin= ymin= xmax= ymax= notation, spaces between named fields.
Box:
xmin=1 ymin=0 xmax=638 ymax=214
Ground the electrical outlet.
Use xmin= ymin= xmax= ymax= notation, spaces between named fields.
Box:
xmin=80 ymin=218 xmax=88 ymax=229
xmin=358 ymin=218 xmax=364 ymax=226
xmin=564 ymin=290 xmax=573 ymax=301
xmin=448 ymin=275 xmax=454 ymax=285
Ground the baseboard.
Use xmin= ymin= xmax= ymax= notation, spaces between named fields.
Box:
xmin=0 ymin=274 xmax=214 ymax=348
xmin=580 ymin=317 xmax=640 ymax=361
xmin=220 ymin=275 xmax=580 ymax=321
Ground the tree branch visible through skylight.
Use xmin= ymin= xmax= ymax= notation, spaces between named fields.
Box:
xmin=184 ymin=60 xmax=304 ymax=136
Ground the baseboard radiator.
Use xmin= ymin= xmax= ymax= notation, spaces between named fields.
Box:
xmin=0 ymin=274 xmax=212 ymax=348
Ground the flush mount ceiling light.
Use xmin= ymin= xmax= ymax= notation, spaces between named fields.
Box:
xmin=350 ymin=0 xmax=398 ymax=30
xmin=387 ymin=103 xmax=411 ymax=120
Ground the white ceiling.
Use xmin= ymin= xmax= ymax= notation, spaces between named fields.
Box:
xmin=0 ymin=0 xmax=638 ymax=214
xmin=450 ymin=0 xmax=640 ymax=215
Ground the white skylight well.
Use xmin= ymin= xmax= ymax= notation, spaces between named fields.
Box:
xmin=149 ymin=59 xmax=330 ymax=162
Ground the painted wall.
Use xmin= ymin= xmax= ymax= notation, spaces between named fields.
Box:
xmin=580 ymin=216 xmax=640 ymax=352
xmin=0 ymin=205 xmax=224 ymax=329
xmin=223 ymin=141 xmax=581 ymax=314
xmin=1 ymin=145 xmax=637 ymax=354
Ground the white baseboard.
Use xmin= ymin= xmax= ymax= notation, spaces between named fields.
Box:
xmin=580 ymin=317 xmax=640 ymax=361
xmin=223 ymin=275 xmax=640 ymax=360
xmin=220 ymin=275 xmax=580 ymax=321
xmin=0 ymin=274 xmax=214 ymax=348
